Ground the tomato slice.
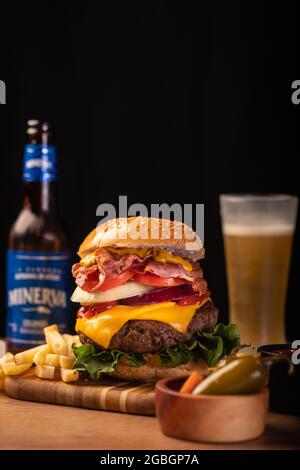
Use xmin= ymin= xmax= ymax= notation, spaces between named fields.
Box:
xmin=133 ymin=273 xmax=187 ymax=287
xmin=77 ymin=301 xmax=117 ymax=318
xmin=177 ymin=292 xmax=210 ymax=306
xmin=98 ymin=270 xmax=135 ymax=291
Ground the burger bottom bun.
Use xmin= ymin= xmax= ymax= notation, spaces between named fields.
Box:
xmin=109 ymin=360 xmax=208 ymax=382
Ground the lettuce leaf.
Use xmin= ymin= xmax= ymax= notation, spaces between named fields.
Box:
xmin=158 ymin=323 xmax=240 ymax=367
xmin=72 ymin=343 xmax=146 ymax=380
xmin=72 ymin=323 xmax=240 ymax=379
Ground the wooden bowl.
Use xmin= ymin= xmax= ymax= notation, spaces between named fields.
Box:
xmin=155 ymin=377 xmax=269 ymax=443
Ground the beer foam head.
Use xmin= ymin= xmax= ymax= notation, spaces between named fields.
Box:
xmin=223 ymin=221 xmax=294 ymax=235
xmin=220 ymin=194 xmax=298 ymax=235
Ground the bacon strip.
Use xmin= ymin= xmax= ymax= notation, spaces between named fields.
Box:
xmin=95 ymin=248 xmax=146 ymax=278
xmin=144 ymin=260 xmax=206 ymax=294
xmin=72 ymin=248 xmax=206 ymax=293
xmin=72 ymin=249 xmax=147 ymax=292
xmin=72 ymin=263 xmax=105 ymax=292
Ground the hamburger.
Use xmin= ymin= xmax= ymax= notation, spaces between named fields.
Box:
xmin=71 ymin=217 xmax=239 ymax=381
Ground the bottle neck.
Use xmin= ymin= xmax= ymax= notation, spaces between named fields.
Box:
xmin=22 ymin=121 xmax=59 ymax=215
xmin=23 ymin=181 xmax=58 ymax=215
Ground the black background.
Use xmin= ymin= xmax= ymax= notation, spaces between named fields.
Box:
xmin=0 ymin=1 xmax=299 ymax=338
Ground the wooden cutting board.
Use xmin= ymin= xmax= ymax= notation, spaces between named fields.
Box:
xmin=4 ymin=369 xmax=155 ymax=416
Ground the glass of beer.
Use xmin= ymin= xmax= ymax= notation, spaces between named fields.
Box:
xmin=220 ymin=194 xmax=298 ymax=345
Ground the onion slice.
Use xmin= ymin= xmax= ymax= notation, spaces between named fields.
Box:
xmin=120 ymin=284 xmax=196 ymax=306
xmin=71 ymin=281 xmax=154 ymax=304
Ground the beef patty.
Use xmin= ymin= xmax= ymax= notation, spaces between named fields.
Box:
xmin=78 ymin=300 xmax=218 ymax=354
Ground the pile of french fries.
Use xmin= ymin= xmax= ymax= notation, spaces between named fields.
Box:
xmin=0 ymin=324 xmax=81 ymax=390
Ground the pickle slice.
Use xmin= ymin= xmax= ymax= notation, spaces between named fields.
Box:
xmin=192 ymin=356 xmax=267 ymax=395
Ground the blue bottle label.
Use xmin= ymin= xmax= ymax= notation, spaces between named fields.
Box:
xmin=6 ymin=250 xmax=72 ymax=347
xmin=23 ymin=144 xmax=58 ymax=182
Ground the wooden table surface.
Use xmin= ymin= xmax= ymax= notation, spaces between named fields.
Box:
xmin=1 ymin=391 xmax=299 ymax=450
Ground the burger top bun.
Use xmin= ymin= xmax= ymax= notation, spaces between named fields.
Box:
xmin=77 ymin=217 xmax=204 ymax=262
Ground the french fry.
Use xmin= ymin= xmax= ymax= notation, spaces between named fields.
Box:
xmin=0 ymin=352 xmax=15 ymax=366
xmin=63 ymin=334 xmax=80 ymax=358
xmin=33 ymin=344 xmax=51 ymax=365
xmin=2 ymin=325 xmax=81 ymax=384
xmin=44 ymin=326 xmax=67 ymax=356
xmin=45 ymin=353 xmax=60 ymax=368
xmin=1 ymin=362 xmax=32 ymax=376
xmin=60 ymin=368 xmax=79 ymax=383
xmin=44 ymin=324 xmax=58 ymax=333
xmin=59 ymin=355 xmax=74 ymax=369
xmin=35 ymin=364 xmax=55 ymax=380
xmin=15 ymin=344 xmax=46 ymax=365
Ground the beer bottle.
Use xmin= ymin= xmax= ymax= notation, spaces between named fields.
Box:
xmin=6 ymin=120 xmax=72 ymax=353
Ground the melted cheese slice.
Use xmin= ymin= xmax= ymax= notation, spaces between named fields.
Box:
xmin=80 ymin=253 xmax=97 ymax=267
xmin=153 ymin=250 xmax=193 ymax=272
xmin=76 ymin=299 xmax=209 ymax=349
